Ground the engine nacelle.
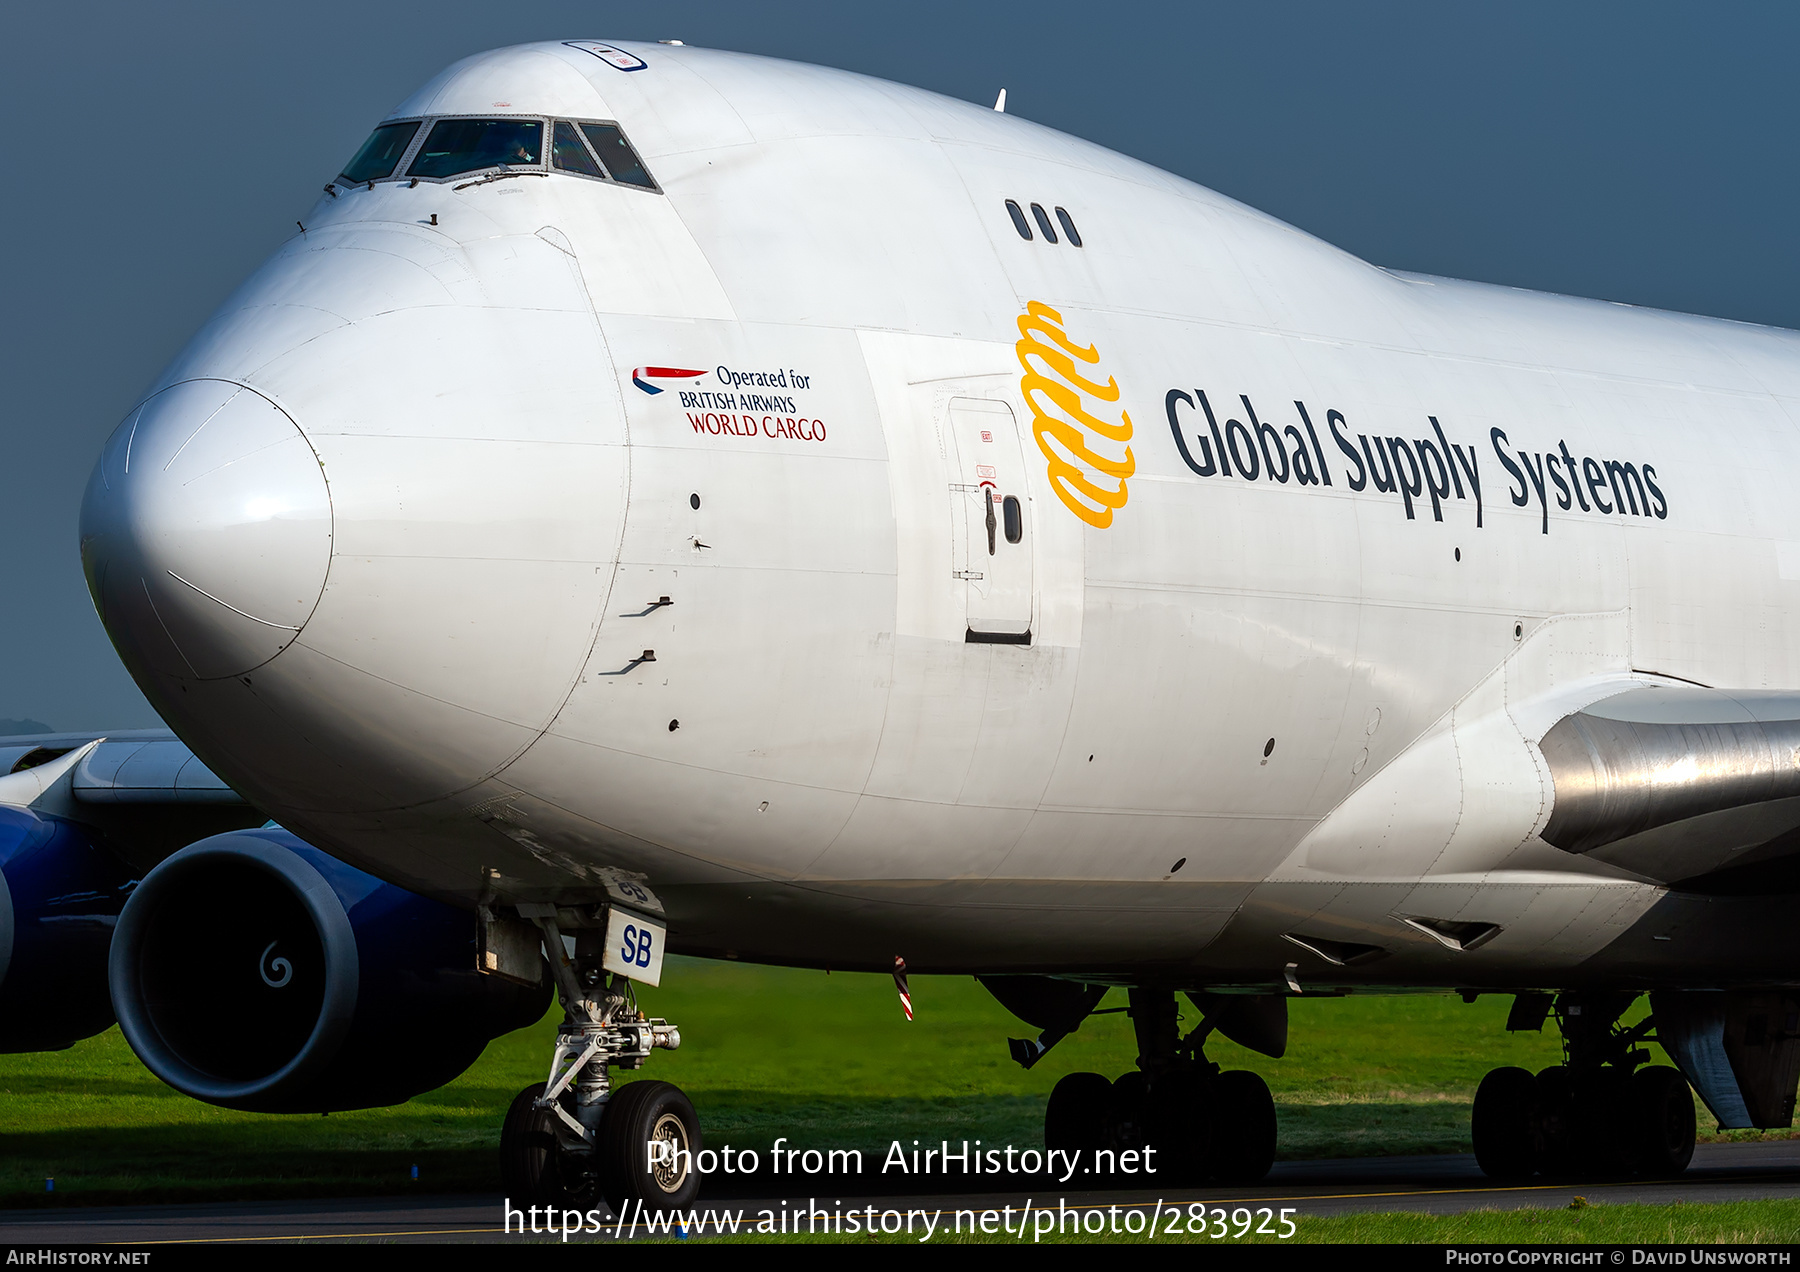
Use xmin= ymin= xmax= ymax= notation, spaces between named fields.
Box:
xmin=109 ymin=828 xmax=549 ymax=1112
xmin=0 ymin=806 xmax=137 ymax=1052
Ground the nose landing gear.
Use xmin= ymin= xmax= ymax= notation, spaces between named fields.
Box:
xmin=1044 ymin=987 xmax=1278 ymax=1184
xmin=1471 ymin=992 xmax=1695 ymax=1181
xmin=498 ymin=911 xmax=693 ymax=1212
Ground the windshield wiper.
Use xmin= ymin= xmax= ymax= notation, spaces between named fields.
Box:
xmin=453 ymin=167 xmax=547 ymax=191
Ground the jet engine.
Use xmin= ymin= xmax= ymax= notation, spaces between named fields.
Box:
xmin=109 ymin=827 xmax=549 ymax=1112
xmin=0 ymin=805 xmax=137 ymax=1052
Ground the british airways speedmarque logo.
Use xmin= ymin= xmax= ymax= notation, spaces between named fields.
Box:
xmin=632 ymin=366 xmax=707 ymax=395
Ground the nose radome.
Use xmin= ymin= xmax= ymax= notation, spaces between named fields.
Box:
xmin=81 ymin=380 xmax=331 ymax=681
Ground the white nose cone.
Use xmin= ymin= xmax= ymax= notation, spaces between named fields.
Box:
xmin=82 ymin=380 xmax=331 ymax=681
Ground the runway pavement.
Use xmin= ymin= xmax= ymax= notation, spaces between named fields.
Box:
xmin=4 ymin=1140 xmax=1800 ymax=1243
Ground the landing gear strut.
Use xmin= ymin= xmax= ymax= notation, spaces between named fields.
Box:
xmin=1472 ymin=991 xmax=1695 ymax=1181
xmin=1044 ymin=987 xmax=1277 ymax=1183
xmin=499 ymin=913 xmax=692 ymax=1211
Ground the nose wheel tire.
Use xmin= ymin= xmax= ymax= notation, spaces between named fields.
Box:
xmin=501 ymin=1082 xmax=593 ymax=1207
xmin=600 ymin=1079 xmax=703 ymax=1212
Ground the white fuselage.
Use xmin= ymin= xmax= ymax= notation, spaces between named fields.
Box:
xmin=81 ymin=41 xmax=1800 ymax=985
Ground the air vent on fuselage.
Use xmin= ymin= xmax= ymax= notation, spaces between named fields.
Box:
xmin=1281 ymin=933 xmax=1388 ymax=966
xmin=1402 ymin=917 xmax=1501 ymax=952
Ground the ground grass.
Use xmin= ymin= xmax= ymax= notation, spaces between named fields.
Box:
xmin=0 ymin=957 xmax=1701 ymax=1213
xmin=663 ymin=1199 xmax=1800 ymax=1244
xmin=1298 ymin=1200 xmax=1800 ymax=1245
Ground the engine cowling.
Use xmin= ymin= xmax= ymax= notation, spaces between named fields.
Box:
xmin=109 ymin=828 xmax=549 ymax=1112
xmin=0 ymin=806 xmax=137 ymax=1052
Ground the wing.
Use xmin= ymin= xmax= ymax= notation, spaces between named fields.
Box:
xmin=0 ymin=728 xmax=263 ymax=869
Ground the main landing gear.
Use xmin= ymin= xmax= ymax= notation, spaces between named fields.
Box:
xmin=499 ymin=913 xmax=693 ymax=1212
xmin=1044 ymin=988 xmax=1278 ymax=1183
xmin=1471 ymin=992 xmax=1695 ymax=1181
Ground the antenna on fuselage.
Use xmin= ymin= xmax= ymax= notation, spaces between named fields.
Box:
xmin=993 ymin=88 xmax=1007 ymax=113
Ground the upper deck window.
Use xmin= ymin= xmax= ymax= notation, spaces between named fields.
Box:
xmin=407 ymin=119 xmax=543 ymax=179
xmin=1055 ymin=207 xmax=1083 ymax=247
xmin=339 ymin=121 xmax=420 ymax=184
xmin=579 ymin=123 xmax=656 ymax=190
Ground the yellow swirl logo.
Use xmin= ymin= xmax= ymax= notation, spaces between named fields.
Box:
xmin=1016 ymin=301 xmax=1134 ymax=528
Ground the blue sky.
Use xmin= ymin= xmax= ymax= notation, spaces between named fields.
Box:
xmin=3 ymin=1 xmax=1793 ymax=728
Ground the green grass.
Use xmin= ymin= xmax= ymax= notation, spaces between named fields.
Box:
xmin=654 ymin=1199 xmax=1800 ymax=1244
xmin=0 ymin=957 xmax=1710 ymax=1213
xmin=1296 ymin=1200 xmax=1800 ymax=1245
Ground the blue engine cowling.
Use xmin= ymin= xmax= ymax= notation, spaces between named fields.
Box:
xmin=0 ymin=806 xmax=137 ymax=1052
xmin=109 ymin=828 xmax=549 ymax=1112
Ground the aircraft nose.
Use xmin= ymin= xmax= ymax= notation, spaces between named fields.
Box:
xmin=80 ymin=380 xmax=331 ymax=682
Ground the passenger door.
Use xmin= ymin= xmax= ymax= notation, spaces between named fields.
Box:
xmin=946 ymin=397 xmax=1034 ymax=642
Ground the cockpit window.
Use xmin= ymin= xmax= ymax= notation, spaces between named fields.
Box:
xmin=407 ymin=119 xmax=543 ymax=179
xmin=579 ymin=123 xmax=656 ymax=190
xmin=331 ymin=115 xmax=656 ymax=192
xmin=339 ymin=121 xmax=420 ymax=184
xmin=551 ymin=121 xmax=603 ymax=178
